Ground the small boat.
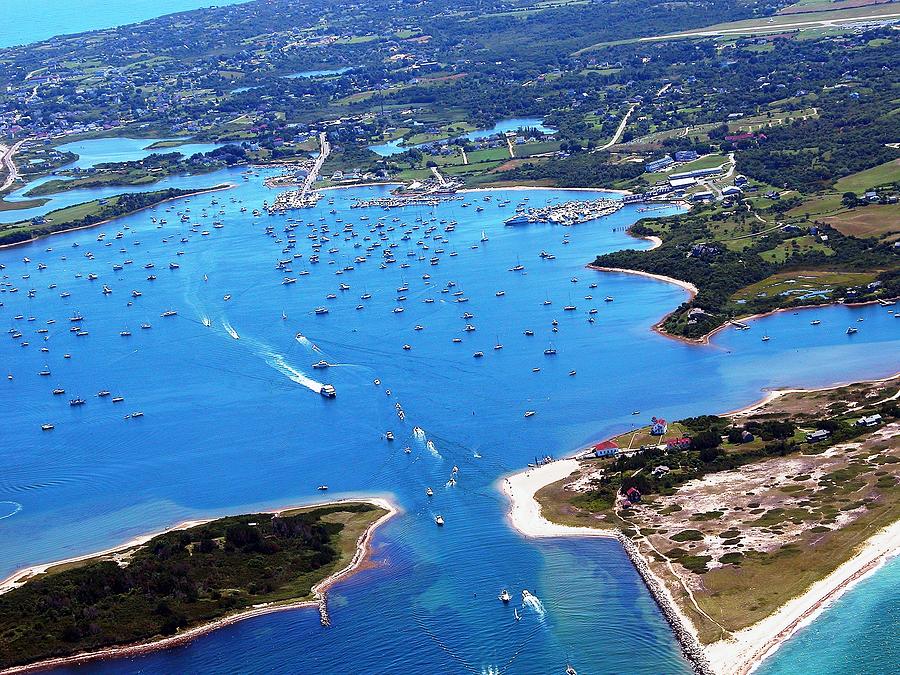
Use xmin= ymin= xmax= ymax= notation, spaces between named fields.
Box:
xmin=319 ymin=384 xmax=337 ymax=398
xmin=69 ymin=398 xmax=86 ymax=406
xmin=524 ymin=410 xmax=536 ymax=417
xmin=140 ymin=323 xmax=152 ymax=330
xmin=762 ymin=335 xmax=770 ymax=342
xmin=435 ymin=515 xmax=444 ymax=526
xmin=569 ymin=370 xmax=576 ymax=376
xmin=52 ymin=388 xmax=65 ymax=395
xmin=112 ymin=397 xmax=124 ymax=403
xmin=846 ymin=326 xmax=858 ymax=334
xmin=811 ymin=320 xmax=821 ymax=326
xmin=499 ymin=589 xmax=511 ymax=603
xmin=473 ymin=351 xmax=484 ymax=358
xmin=97 ymin=390 xmax=111 ymax=397
xmin=385 ymin=431 xmax=395 ymax=441
xmin=524 ymin=329 xmax=534 ymax=336
xmin=566 ymin=665 xmax=578 ymax=675
xmin=41 ymin=423 xmax=54 ymax=431
xmin=313 ymin=360 xmax=331 ymax=369
xmin=426 ymin=487 xmax=433 ymax=497
xmin=161 ymin=310 xmax=177 ymax=317
xmin=314 ymin=307 xmax=329 ymax=315
xmin=317 ymin=485 xmax=329 ymax=491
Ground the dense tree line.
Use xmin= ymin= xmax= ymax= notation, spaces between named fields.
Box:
xmin=0 ymin=504 xmax=380 ymax=669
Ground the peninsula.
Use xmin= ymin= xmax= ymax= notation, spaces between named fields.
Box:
xmin=506 ymin=375 xmax=900 ymax=674
xmin=0 ymin=499 xmax=395 ymax=672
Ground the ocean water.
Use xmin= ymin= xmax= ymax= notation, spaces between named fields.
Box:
xmin=369 ymin=118 xmax=556 ymax=157
xmin=0 ymin=0 xmax=251 ymax=48
xmin=1 ymin=144 xmax=899 ymax=673
xmin=758 ymin=554 xmax=900 ymax=675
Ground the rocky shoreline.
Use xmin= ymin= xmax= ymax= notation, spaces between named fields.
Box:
xmin=617 ymin=533 xmax=714 ymax=675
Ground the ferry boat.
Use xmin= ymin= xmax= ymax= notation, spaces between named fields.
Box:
xmin=319 ymin=384 xmax=337 ymax=398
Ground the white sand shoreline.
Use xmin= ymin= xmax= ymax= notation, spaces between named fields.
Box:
xmin=707 ymin=518 xmax=900 ymax=675
xmin=0 ymin=497 xmax=398 ymax=674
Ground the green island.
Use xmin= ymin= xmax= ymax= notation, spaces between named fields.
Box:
xmin=535 ymin=376 xmax=900 ymax=643
xmin=0 ymin=501 xmax=390 ymax=670
xmin=0 ymin=186 xmax=230 ymax=247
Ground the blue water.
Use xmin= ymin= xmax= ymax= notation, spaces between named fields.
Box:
xmin=369 ymin=118 xmax=557 ymax=157
xmin=54 ymin=137 xmax=224 ymax=170
xmin=1 ymin=173 xmax=898 ymax=673
xmin=0 ymin=0 xmax=251 ymax=48
xmin=284 ymin=67 xmax=352 ymax=79
xmin=2 ymin=138 xmax=225 ymax=221
xmin=759 ymin=554 xmax=900 ymax=675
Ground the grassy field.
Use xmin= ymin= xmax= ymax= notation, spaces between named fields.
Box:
xmin=833 ymin=158 xmax=900 ymax=193
xmin=823 ymin=203 xmax=900 ymax=238
xmin=731 ymin=270 xmax=879 ymax=302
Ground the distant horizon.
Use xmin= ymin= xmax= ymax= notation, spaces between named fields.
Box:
xmin=0 ymin=0 xmax=251 ymax=49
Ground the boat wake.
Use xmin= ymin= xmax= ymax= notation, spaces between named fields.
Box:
xmin=522 ymin=592 xmax=545 ymax=618
xmin=0 ymin=501 xmax=23 ymax=520
xmin=295 ymin=331 xmax=323 ymax=353
xmin=222 ymin=320 xmax=240 ymax=340
xmin=481 ymin=666 xmax=501 ymax=675
xmin=266 ymin=352 xmax=324 ymax=393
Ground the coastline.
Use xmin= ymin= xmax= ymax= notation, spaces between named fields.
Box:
xmin=0 ymin=497 xmax=398 ymax=675
xmin=0 ymin=183 xmax=235 ymax=251
xmin=706 ymin=518 xmax=900 ymax=675
xmin=500 ymin=374 xmax=900 ymax=675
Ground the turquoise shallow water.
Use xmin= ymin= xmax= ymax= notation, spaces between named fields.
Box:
xmin=1 ymin=138 xmax=898 ymax=673
xmin=758 ymin=554 xmax=900 ymax=675
xmin=0 ymin=0 xmax=250 ymax=48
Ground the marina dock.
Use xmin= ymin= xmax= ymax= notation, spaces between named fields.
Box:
xmin=504 ymin=198 xmax=624 ymax=226
xmin=267 ymin=132 xmax=330 ymax=213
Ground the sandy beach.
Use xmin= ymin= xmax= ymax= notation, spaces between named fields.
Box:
xmin=500 ymin=459 xmax=618 ymax=539
xmin=0 ymin=497 xmax=397 ymax=674
xmin=706 ymin=518 xmax=900 ymax=675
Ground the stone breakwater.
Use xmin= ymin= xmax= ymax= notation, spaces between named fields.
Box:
xmin=617 ymin=533 xmax=714 ymax=675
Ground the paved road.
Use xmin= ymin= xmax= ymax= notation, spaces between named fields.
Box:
xmin=0 ymin=139 xmax=25 ymax=194
xmin=597 ymin=103 xmax=638 ymax=151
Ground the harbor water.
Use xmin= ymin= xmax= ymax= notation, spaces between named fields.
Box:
xmin=1 ymin=139 xmax=898 ymax=673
